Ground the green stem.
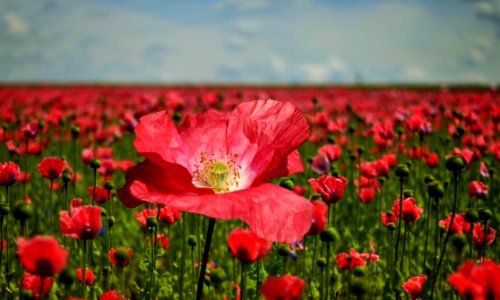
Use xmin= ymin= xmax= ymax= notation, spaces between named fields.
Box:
xmin=394 ymin=177 xmax=405 ymax=266
xmin=400 ymin=222 xmax=408 ymax=274
xmin=92 ymin=168 xmax=97 ymax=205
xmin=256 ymin=260 xmax=261 ymax=298
xmin=179 ymin=218 xmax=186 ymax=299
xmin=423 ymin=195 xmax=431 ymax=273
xmin=50 ymin=179 xmax=54 ymax=235
xmin=240 ymin=262 xmax=246 ymax=300
xmin=326 ymin=242 xmax=331 ymax=300
xmin=82 ymin=240 xmax=87 ymax=298
xmin=196 ymin=218 xmax=216 ymax=300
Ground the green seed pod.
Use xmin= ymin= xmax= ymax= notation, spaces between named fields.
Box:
xmin=70 ymin=126 xmax=80 ymax=138
xmin=108 ymin=216 xmax=115 ymax=228
xmin=326 ymin=135 xmax=335 ymax=144
xmin=423 ymin=175 xmax=435 ymax=184
xmin=451 ymin=234 xmax=467 ymax=254
xmin=279 ymin=178 xmax=294 ymax=190
xmin=13 ymin=202 xmax=32 ymax=222
xmin=403 ymin=189 xmax=413 ymax=198
xmin=320 ymin=227 xmax=339 ymax=243
xmin=311 ymin=194 xmax=322 ymax=201
xmin=464 ymin=210 xmax=479 ymax=223
xmin=330 ymin=168 xmax=339 ymax=177
xmin=395 ymin=164 xmax=410 ymax=178
xmin=311 ymin=97 xmax=318 ymax=104
xmin=188 ymin=235 xmax=197 ymax=247
xmin=378 ymin=177 xmax=386 ymax=185
xmin=146 ymin=216 xmax=158 ymax=228
xmin=104 ymin=181 xmax=114 ymax=191
xmin=445 ymin=156 xmax=466 ymax=172
xmin=357 ymin=147 xmax=364 ymax=155
xmin=58 ymin=267 xmax=76 ymax=286
xmin=353 ymin=266 xmax=366 ymax=277
xmin=317 ymin=257 xmax=327 ymax=268
xmin=62 ymin=173 xmax=72 ymax=183
xmin=278 ymin=244 xmax=292 ymax=257
xmin=387 ymin=223 xmax=396 ymax=232
xmin=427 ymin=181 xmax=444 ymax=199
xmin=348 ymin=125 xmax=356 ymax=134
xmin=90 ymin=158 xmax=102 ymax=169
xmin=351 ymin=278 xmax=369 ymax=297
xmin=173 ymin=112 xmax=182 ymax=124
xmin=478 ymin=208 xmax=492 ymax=222
xmin=211 ymin=268 xmax=225 ymax=288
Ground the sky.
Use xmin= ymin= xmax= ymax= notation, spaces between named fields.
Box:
xmin=1 ymin=0 xmax=500 ymax=84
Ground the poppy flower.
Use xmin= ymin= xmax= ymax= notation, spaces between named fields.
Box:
xmin=468 ymin=181 xmax=488 ymax=200
xmin=156 ymin=234 xmax=170 ymax=250
xmin=76 ymin=267 xmax=95 ymax=285
xmin=402 ymin=275 xmax=427 ymax=299
xmin=318 ymin=144 xmax=342 ymax=161
xmin=424 ymin=153 xmax=440 ymax=168
xmin=307 ymin=200 xmax=328 ymax=235
xmin=99 ymin=290 xmax=128 ymax=300
xmin=380 ymin=211 xmax=397 ymax=227
xmin=360 ymin=241 xmax=379 ymax=263
xmin=22 ymin=272 xmax=54 ymax=299
xmin=439 ymin=213 xmax=471 ymax=234
xmin=472 ymin=223 xmax=496 ymax=246
xmin=108 ymin=247 xmax=134 ymax=268
xmin=38 ymin=157 xmax=65 ymax=180
xmin=0 ymin=161 xmax=20 ymax=187
xmin=261 ymin=275 xmax=305 ymax=300
xmin=134 ymin=207 xmax=181 ymax=227
xmin=227 ymin=227 xmax=272 ymax=263
xmin=18 ymin=236 xmax=68 ymax=277
xmin=309 ymin=175 xmax=348 ymax=205
xmin=60 ymin=205 xmax=102 ymax=240
xmin=119 ymin=100 xmax=314 ymax=242
xmin=0 ymin=239 xmax=6 ymax=252
xmin=88 ymin=185 xmax=110 ymax=204
xmin=448 ymin=260 xmax=500 ymax=299
xmin=391 ymin=197 xmax=423 ymax=223
xmin=310 ymin=154 xmax=330 ymax=174
xmin=292 ymin=185 xmax=306 ymax=196
xmin=336 ymin=248 xmax=367 ymax=270
xmin=82 ymin=148 xmax=94 ymax=164
xmin=359 ymin=187 xmax=376 ymax=204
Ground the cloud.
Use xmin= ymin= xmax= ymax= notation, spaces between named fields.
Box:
xmin=404 ymin=66 xmax=426 ymax=80
xmin=270 ymin=55 xmax=286 ymax=73
xmin=212 ymin=0 xmax=270 ymax=12
xmin=301 ymin=57 xmax=349 ymax=82
xmin=4 ymin=12 xmax=28 ymax=36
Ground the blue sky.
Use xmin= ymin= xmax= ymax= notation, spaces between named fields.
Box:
xmin=1 ymin=0 xmax=499 ymax=84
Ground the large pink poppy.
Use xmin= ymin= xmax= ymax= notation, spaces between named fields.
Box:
xmin=118 ymin=100 xmax=313 ymax=242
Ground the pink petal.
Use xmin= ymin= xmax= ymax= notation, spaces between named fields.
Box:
xmin=130 ymin=182 xmax=314 ymax=243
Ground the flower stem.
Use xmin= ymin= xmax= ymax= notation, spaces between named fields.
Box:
xmin=196 ymin=218 xmax=216 ymax=300
xmin=50 ymin=179 xmax=54 ymax=235
xmin=91 ymin=168 xmax=97 ymax=205
xmin=178 ymin=218 xmax=186 ymax=299
xmin=400 ymin=221 xmax=408 ymax=274
xmin=240 ymin=262 xmax=247 ymax=300
xmin=325 ymin=242 xmax=331 ymax=300
xmin=423 ymin=195 xmax=431 ymax=273
xmin=394 ymin=177 xmax=404 ymax=267
xmin=82 ymin=240 xmax=87 ymax=298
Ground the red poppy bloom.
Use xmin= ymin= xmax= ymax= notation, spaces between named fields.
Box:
xmin=119 ymin=100 xmax=313 ymax=242
xmin=38 ymin=157 xmax=65 ymax=180
xmin=472 ymin=223 xmax=496 ymax=246
xmin=307 ymin=200 xmax=328 ymax=235
xmin=360 ymin=241 xmax=379 ymax=263
xmin=76 ymin=267 xmax=95 ymax=286
xmin=310 ymin=154 xmax=330 ymax=174
xmin=88 ymin=185 xmax=110 ymax=204
xmin=292 ymin=185 xmax=306 ymax=196
xmin=134 ymin=206 xmax=181 ymax=227
xmin=82 ymin=148 xmax=94 ymax=164
xmin=359 ymin=187 xmax=376 ymax=204
xmin=425 ymin=153 xmax=440 ymax=168
xmin=156 ymin=234 xmax=170 ymax=250
xmin=382 ymin=154 xmax=397 ymax=168
xmin=360 ymin=161 xmax=378 ymax=178
xmin=227 ymin=227 xmax=272 ymax=263
xmin=22 ymin=272 xmax=54 ymax=299
xmin=391 ymin=197 xmax=423 ymax=223
xmin=448 ymin=260 xmax=500 ymax=299
xmin=261 ymin=275 xmax=305 ymax=300
xmin=374 ymin=159 xmax=389 ymax=177
xmin=60 ymin=205 xmax=102 ymax=240
xmin=380 ymin=211 xmax=397 ymax=227
xmin=318 ymin=144 xmax=342 ymax=161
xmin=18 ymin=236 xmax=68 ymax=277
xmin=439 ymin=213 xmax=471 ymax=234
xmin=99 ymin=290 xmax=128 ymax=300
xmin=309 ymin=175 xmax=348 ymax=205
xmin=336 ymin=248 xmax=367 ymax=270
xmin=402 ymin=275 xmax=427 ymax=299
xmin=0 ymin=161 xmax=20 ymax=187
xmin=0 ymin=239 xmax=6 ymax=252
xmin=108 ymin=247 xmax=134 ymax=268
xmin=468 ymin=181 xmax=488 ymax=200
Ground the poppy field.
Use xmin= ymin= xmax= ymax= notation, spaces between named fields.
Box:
xmin=0 ymin=85 xmax=499 ymax=299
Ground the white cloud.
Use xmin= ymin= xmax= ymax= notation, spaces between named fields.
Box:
xmin=270 ymin=55 xmax=286 ymax=73
xmin=469 ymin=48 xmax=485 ymax=63
xmin=404 ymin=66 xmax=426 ymax=80
xmin=4 ymin=12 xmax=28 ymax=36
xmin=233 ymin=19 xmax=261 ymax=33
xmin=213 ymin=0 xmax=270 ymax=12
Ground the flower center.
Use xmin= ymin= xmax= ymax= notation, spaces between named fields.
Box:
xmin=193 ymin=152 xmax=241 ymax=193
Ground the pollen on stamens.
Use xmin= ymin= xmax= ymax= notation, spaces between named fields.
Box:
xmin=192 ymin=152 xmax=241 ymax=193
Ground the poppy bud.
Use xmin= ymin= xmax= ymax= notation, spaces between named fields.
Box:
xmin=71 ymin=126 xmax=80 ymax=138
xmin=378 ymin=177 xmax=386 ymax=185
xmin=173 ymin=112 xmax=182 ymax=124
xmin=104 ymin=181 xmax=114 ymax=191
xmin=445 ymin=156 xmax=466 ymax=172
xmin=13 ymin=202 xmax=32 ymax=222
xmin=464 ymin=210 xmax=478 ymax=223
xmin=456 ymin=125 xmax=465 ymax=136
xmin=396 ymin=126 xmax=403 ymax=136
xmin=22 ymin=290 xmax=33 ymax=299
xmin=278 ymin=244 xmax=291 ymax=257
xmin=100 ymin=207 xmax=107 ymax=216
xmin=211 ymin=268 xmax=225 ymax=288
xmin=108 ymin=216 xmax=115 ymax=228
xmin=311 ymin=194 xmax=322 ymax=201
xmin=395 ymin=164 xmax=409 ymax=178
xmin=349 ymin=153 xmax=356 ymax=161
xmin=58 ymin=268 xmax=76 ymax=286
xmin=62 ymin=173 xmax=71 ymax=183
xmin=279 ymin=178 xmax=294 ymax=190
xmin=188 ymin=235 xmax=197 ymax=247
xmin=439 ymin=224 xmax=447 ymax=234
xmin=387 ymin=223 xmax=396 ymax=231
xmin=451 ymin=234 xmax=467 ymax=254
xmin=423 ymin=175 xmax=435 ymax=184
xmin=478 ymin=208 xmax=492 ymax=222
xmin=330 ymin=169 xmax=339 ymax=177
xmin=403 ymin=189 xmax=413 ymax=198
xmin=317 ymin=257 xmax=326 ymax=268
xmin=353 ymin=266 xmax=366 ymax=277
xmin=0 ymin=203 xmax=10 ymax=216
xmin=146 ymin=216 xmax=158 ymax=228
xmin=38 ymin=120 xmax=45 ymax=129
xmin=351 ymin=278 xmax=368 ymax=297
xmin=306 ymin=157 xmax=313 ymax=164
xmin=327 ymin=135 xmax=335 ymax=144
xmin=427 ymin=181 xmax=444 ymax=198
xmin=357 ymin=147 xmax=364 ymax=155
xmin=311 ymin=96 xmax=318 ymax=104
xmin=90 ymin=158 xmax=101 ymax=169
xmin=103 ymin=265 xmax=110 ymax=276
xmin=348 ymin=125 xmax=355 ymax=134
xmin=320 ymin=227 xmax=338 ymax=243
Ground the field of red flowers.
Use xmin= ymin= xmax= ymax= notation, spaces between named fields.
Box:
xmin=0 ymin=85 xmax=498 ymax=299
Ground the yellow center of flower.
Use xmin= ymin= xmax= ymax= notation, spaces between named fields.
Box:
xmin=193 ymin=152 xmax=241 ymax=193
